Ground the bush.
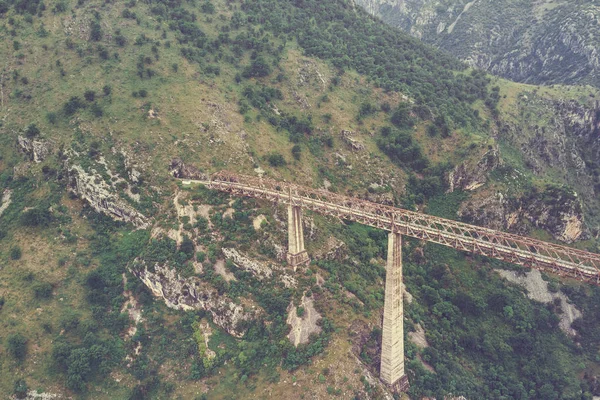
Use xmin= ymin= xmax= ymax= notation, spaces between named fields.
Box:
xmin=46 ymin=112 xmax=57 ymax=124
xmin=63 ymin=96 xmax=85 ymax=115
xmin=291 ymin=145 xmax=301 ymax=160
xmin=201 ymin=0 xmax=215 ymax=14
xmin=33 ymin=282 xmax=53 ymax=299
xmin=13 ymin=379 xmax=27 ymax=399
xmin=90 ymin=103 xmax=103 ymax=117
xmin=90 ymin=21 xmax=102 ymax=41
xmin=7 ymin=333 xmax=27 ymax=361
xmin=25 ymin=123 xmax=40 ymax=138
xmin=84 ymin=90 xmax=95 ymax=102
xmin=267 ymin=153 xmax=286 ymax=167
xmin=102 ymin=85 xmax=112 ymax=96
xmin=242 ymin=56 xmax=272 ymax=78
xmin=10 ymin=246 xmax=22 ymax=260
xmin=20 ymin=208 xmax=53 ymax=227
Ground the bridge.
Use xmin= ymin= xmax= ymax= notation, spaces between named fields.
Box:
xmin=183 ymin=171 xmax=600 ymax=391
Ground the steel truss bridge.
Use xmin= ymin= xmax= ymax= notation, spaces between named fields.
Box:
xmin=191 ymin=171 xmax=600 ymax=283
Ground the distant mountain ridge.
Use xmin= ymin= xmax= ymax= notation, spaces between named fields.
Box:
xmin=354 ymin=0 xmax=600 ymax=87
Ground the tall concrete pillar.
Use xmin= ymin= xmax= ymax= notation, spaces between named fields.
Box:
xmin=286 ymin=205 xmax=310 ymax=269
xmin=380 ymin=231 xmax=409 ymax=391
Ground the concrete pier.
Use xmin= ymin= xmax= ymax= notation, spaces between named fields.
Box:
xmin=380 ymin=231 xmax=409 ymax=391
xmin=286 ymin=205 xmax=310 ymax=268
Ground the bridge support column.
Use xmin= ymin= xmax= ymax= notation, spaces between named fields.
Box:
xmin=380 ymin=232 xmax=409 ymax=391
xmin=286 ymin=205 xmax=310 ymax=269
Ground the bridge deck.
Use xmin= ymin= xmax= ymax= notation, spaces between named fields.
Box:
xmin=184 ymin=172 xmax=600 ymax=284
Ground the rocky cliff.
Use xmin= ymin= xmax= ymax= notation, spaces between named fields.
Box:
xmin=353 ymin=0 xmax=600 ymax=87
xmin=132 ymin=261 xmax=258 ymax=337
xmin=459 ymin=186 xmax=586 ymax=243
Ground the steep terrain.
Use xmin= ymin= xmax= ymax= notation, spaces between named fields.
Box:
xmin=354 ymin=0 xmax=600 ymax=88
xmin=1 ymin=0 xmax=600 ymax=399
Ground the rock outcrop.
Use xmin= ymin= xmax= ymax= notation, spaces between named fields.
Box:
xmin=497 ymin=269 xmax=582 ymax=336
xmin=459 ymin=186 xmax=586 ymax=243
xmin=17 ymin=135 xmax=52 ymax=163
xmin=222 ymin=247 xmax=297 ymax=288
xmin=68 ymin=165 xmax=149 ymax=228
xmin=132 ymin=261 xmax=257 ymax=337
xmin=169 ymin=158 xmax=207 ymax=180
xmin=0 ymin=189 xmax=12 ymax=217
xmin=340 ymin=130 xmax=365 ymax=151
xmin=448 ymin=148 xmax=500 ymax=192
xmin=286 ymin=294 xmax=322 ymax=346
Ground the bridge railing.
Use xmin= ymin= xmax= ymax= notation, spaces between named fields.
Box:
xmin=194 ymin=171 xmax=600 ymax=283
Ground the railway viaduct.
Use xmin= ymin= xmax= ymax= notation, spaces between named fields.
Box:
xmin=183 ymin=171 xmax=600 ymax=391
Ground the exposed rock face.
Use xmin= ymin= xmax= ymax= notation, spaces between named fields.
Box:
xmin=222 ymin=247 xmax=297 ymax=288
xmin=68 ymin=165 xmax=149 ymax=228
xmin=169 ymin=158 xmax=207 ymax=180
xmin=340 ymin=130 xmax=366 ymax=151
xmin=286 ymin=295 xmax=322 ymax=346
xmin=459 ymin=187 xmax=586 ymax=243
xmin=449 ymin=148 xmax=500 ymax=192
xmin=494 ymin=95 xmax=600 ymax=228
xmin=0 ymin=189 xmax=12 ymax=217
xmin=497 ymin=269 xmax=582 ymax=336
xmin=353 ymin=0 xmax=600 ymax=87
xmin=132 ymin=261 xmax=257 ymax=337
xmin=17 ymin=135 xmax=52 ymax=163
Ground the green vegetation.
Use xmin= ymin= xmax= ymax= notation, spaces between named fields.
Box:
xmin=0 ymin=0 xmax=599 ymax=397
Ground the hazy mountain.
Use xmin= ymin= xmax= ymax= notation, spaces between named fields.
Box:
xmin=354 ymin=0 xmax=600 ymax=87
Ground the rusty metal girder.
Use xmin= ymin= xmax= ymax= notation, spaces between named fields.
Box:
xmin=188 ymin=172 xmax=600 ymax=284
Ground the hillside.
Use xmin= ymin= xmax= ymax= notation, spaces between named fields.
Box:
xmin=1 ymin=0 xmax=600 ymax=399
xmin=353 ymin=0 xmax=600 ymax=88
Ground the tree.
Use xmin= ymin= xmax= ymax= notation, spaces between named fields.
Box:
xmin=10 ymin=246 xmax=22 ymax=260
xmin=7 ymin=333 xmax=27 ymax=361
xmin=243 ymin=56 xmax=272 ymax=78
xmin=13 ymin=379 xmax=27 ymax=399
xmin=291 ymin=145 xmax=301 ymax=160
xmin=25 ymin=123 xmax=40 ymax=138
xmin=84 ymin=90 xmax=95 ymax=102
xmin=201 ymin=0 xmax=215 ymax=14
xmin=267 ymin=153 xmax=286 ymax=167
xmin=63 ymin=96 xmax=85 ymax=115
xmin=20 ymin=208 xmax=53 ymax=227
xmin=90 ymin=21 xmax=102 ymax=41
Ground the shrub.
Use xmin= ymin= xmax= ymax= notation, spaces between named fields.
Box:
xmin=33 ymin=282 xmax=53 ymax=299
xmin=102 ymin=85 xmax=112 ymax=96
xmin=267 ymin=153 xmax=286 ymax=167
xmin=138 ymin=89 xmax=148 ymax=98
xmin=201 ymin=0 xmax=215 ymax=14
xmin=20 ymin=208 xmax=53 ymax=227
xmin=46 ymin=112 xmax=57 ymax=124
xmin=90 ymin=103 xmax=103 ymax=117
xmin=63 ymin=96 xmax=85 ymax=115
xmin=25 ymin=123 xmax=40 ymax=138
xmin=242 ymin=56 xmax=272 ymax=78
xmin=13 ymin=379 xmax=27 ymax=399
xmin=7 ymin=333 xmax=27 ymax=361
xmin=10 ymin=246 xmax=22 ymax=260
xmin=291 ymin=145 xmax=301 ymax=160
xmin=84 ymin=90 xmax=95 ymax=102
xmin=90 ymin=21 xmax=102 ymax=41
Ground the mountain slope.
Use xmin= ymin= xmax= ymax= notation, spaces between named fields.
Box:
xmin=354 ymin=0 xmax=600 ymax=87
xmin=1 ymin=0 xmax=600 ymax=399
